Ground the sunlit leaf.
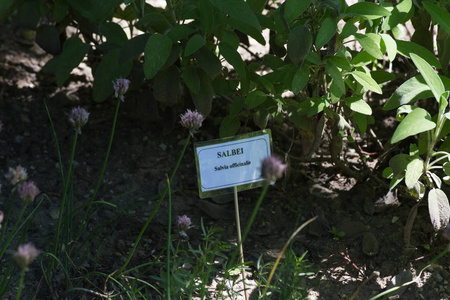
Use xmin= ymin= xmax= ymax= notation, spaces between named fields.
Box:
xmin=405 ymin=158 xmax=424 ymax=190
xmin=410 ymin=53 xmax=445 ymax=102
xmin=351 ymin=71 xmax=382 ymax=94
xmin=428 ymin=188 xmax=450 ymax=230
xmin=391 ymin=108 xmax=436 ymax=143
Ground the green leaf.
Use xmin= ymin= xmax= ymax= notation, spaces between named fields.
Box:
xmin=194 ymin=46 xmax=222 ymax=79
xmin=199 ymin=0 xmax=215 ymax=34
xmin=380 ymin=33 xmax=397 ymax=61
xmin=345 ymin=2 xmax=391 ymax=20
xmin=284 ymin=0 xmax=309 ymax=24
xmin=153 ymin=65 xmax=180 ymax=105
xmin=428 ymin=188 xmax=450 ymax=230
xmin=167 ymin=24 xmax=196 ymax=42
xmin=245 ymin=90 xmax=267 ymax=108
xmin=287 ymin=25 xmax=313 ymax=65
xmin=354 ymin=33 xmax=383 ymax=60
xmin=220 ymin=115 xmax=240 ymax=138
xmin=443 ymin=162 xmax=450 ymax=176
xmin=405 ymin=158 xmax=424 ymax=190
xmin=384 ymin=75 xmax=433 ymax=110
xmin=36 ymin=25 xmax=61 ymax=55
xmin=307 ymin=97 xmax=329 ymax=117
xmin=326 ymin=62 xmax=345 ymax=95
xmin=210 ymin=0 xmax=261 ymax=31
xmin=119 ymin=33 xmax=149 ymax=65
xmin=345 ymin=98 xmax=372 ymax=115
xmin=219 ymin=43 xmax=247 ymax=79
xmin=100 ymin=22 xmax=128 ymax=46
xmin=422 ymin=1 xmax=450 ymax=36
xmin=381 ymin=0 xmax=412 ymax=31
xmin=410 ymin=53 xmax=445 ymax=102
xmin=292 ymin=63 xmax=310 ymax=94
xmin=191 ymin=69 xmax=214 ymax=116
xmin=315 ymin=17 xmax=337 ymax=50
xmin=182 ymin=65 xmax=200 ymax=94
xmin=230 ymin=96 xmax=245 ymax=118
xmin=144 ymin=34 xmax=172 ymax=80
xmin=397 ymin=40 xmax=442 ymax=68
xmin=391 ymin=108 xmax=436 ymax=143
xmin=227 ymin=18 xmax=266 ymax=45
xmin=354 ymin=112 xmax=368 ymax=133
xmin=389 ymin=153 xmax=412 ymax=178
xmin=351 ymin=71 xmax=382 ymax=94
xmin=184 ymin=34 xmax=206 ymax=56
xmin=42 ymin=36 xmax=90 ymax=87
xmin=93 ymin=49 xmax=133 ymax=102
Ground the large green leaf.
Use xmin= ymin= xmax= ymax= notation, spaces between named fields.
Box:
xmin=326 ymin=62 xmax=345 ymax=95
xmin=351 ymin=71 xmax=382 ymax=94
xmin=36 ymin=25 xmax=61 ymax=55
xmin=292 ymin=63 xmax=310 ymax=94
xmin=220 ymin=115 xmax=240 ymax=138
xmin=422 ymin=1 xmax=450 ymax=36
xmin=219 ymin=42 xmax=247 ymax=79
xmin=283 ymin=0 xmax=309 ymax=24
xmin=184 ymin=34 xmax=206 ymax=56
xmin=99 ymin=22 xmax=128 ymax=46
xmin=287 ymin=25 xmax=313 ymax=65
xmin=384 ymin=75 xmax=433 ymax=110
xmin=191 ymin=69 xmax=214 ymax=116
xmin=380 ymin=33 xmax=397 ymax=61
xmin=316 ymin=18 xmax=337 ymax=50
xmin=381 ymin=0 xmax=412 ymax=31
xmin=119 ymin=33 xmax=150 ymax=65
xmin=182 ymin=65 xmax=200 ymax=94
xmin=391 ymin=108 xmax=436 ymax=143
xmin=405 ymin=158 xmax=424 ymax=190
xmin=245 ymin=90 xmax=267 ymax=108
xmin=153 ymin=65 xmax=180 ymax=105
xmin=194 ymin=46 xmax=222 ymax=79
xmin=428 ymin=188 xmax=450 ymax=230
xmin=42 ymin=36 xmax=90 ymax=87
xmin=397 ymin=40 xmax=442 ymax=68
xmin=345 ymin=97 xmax=372 ymax=115
xmin=410 ymin=53 xmax=445 ymax=102
xmin=144 ymin=34 xmax=172 ymax=80
xmin=227 ymin=18 xmax=266 ymax=45
xmin=210 ymin=0 xmax=261 ymax=31
xmin=345 ymin=2 xmax=390 ymax=20
xmin=354 ymin=33 xmax=383 ymax=60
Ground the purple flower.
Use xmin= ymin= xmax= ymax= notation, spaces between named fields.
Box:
xmin=18 ymin=181 xmax=40 ymax=204
xmin=14 ymin=243 xmax=39 ymax=270
xmin=180 ymin=109 xmax=205 ymax=136
xmin=113 ymin=78 xmax=131 ymax=102
xmin=69 ymin=107 xmax=90 ymax=134
xmin=0 ymin=210 xmax=4 ymax=229
xmin=260 ymin=155 xmax=287 ymax=183
xmin=6 ymin=165 xmax=28 ymax=185
xmin=177 ymin=215 xmax=192 ymax=231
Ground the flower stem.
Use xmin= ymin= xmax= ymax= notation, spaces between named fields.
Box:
xmin=115 ymin=134 xmax=191 ymax=275
xmin=15 ymin=267 xmax=26 ymax=300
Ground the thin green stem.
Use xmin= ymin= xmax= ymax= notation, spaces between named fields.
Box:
xmin=115 ymin=134 xmax=191 ymax=275
xmin=78 ymin=99 xmax=121 ymax=238
xmin=15 ymin=268 xmax=26 ymax=300
xmin=166 ymin=175 xmax=172 ymax=300
xmin=53 ymin=130 xmax=78 ymax=259
xmin=0 ymin=205 xmax=27 ymax=259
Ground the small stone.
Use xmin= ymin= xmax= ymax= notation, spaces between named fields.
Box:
xmin=435 ymin=273 xmax=443 ymax=282
xmin=159 ymin=143 xmax=167 ymax=151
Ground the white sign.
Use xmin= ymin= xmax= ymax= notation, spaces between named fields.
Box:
xmin=194 ymin=130 xmax=272 ymax=198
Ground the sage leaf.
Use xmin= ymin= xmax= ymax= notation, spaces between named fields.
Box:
xmin=144 ymin=33 xmax=172 ymax=80
xmin=391 ymin=108 xmax=436 ymax=144
xmin=405 ymin=158 xmax=424 ymax=190
xmin=410 ymin=53 xmax=445 ymax=103
xmin=351 ymin=71 xmax=382 ymax=94
xmin=428 ymin=188 xmax=450 ymax=230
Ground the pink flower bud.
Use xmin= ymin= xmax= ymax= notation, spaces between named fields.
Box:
xmin=68 ymin=107 xmax=89 ymax=134
xmin=260 ymin=156 xmax=287 ymax=183
xmin=18 ymin=181 xmax=40 ymax=204
xmin=14 ymin=243 xmax=39 ymax=270
xmin=177 ymin=215 xmax=192 ymax=231
xmin=180 ymin=109 xmax=205 ymax=136
xmin=6 ymin=165 xmax=28 ymax=185
xmin=113 ymin=78 xmax=131 ymax=102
